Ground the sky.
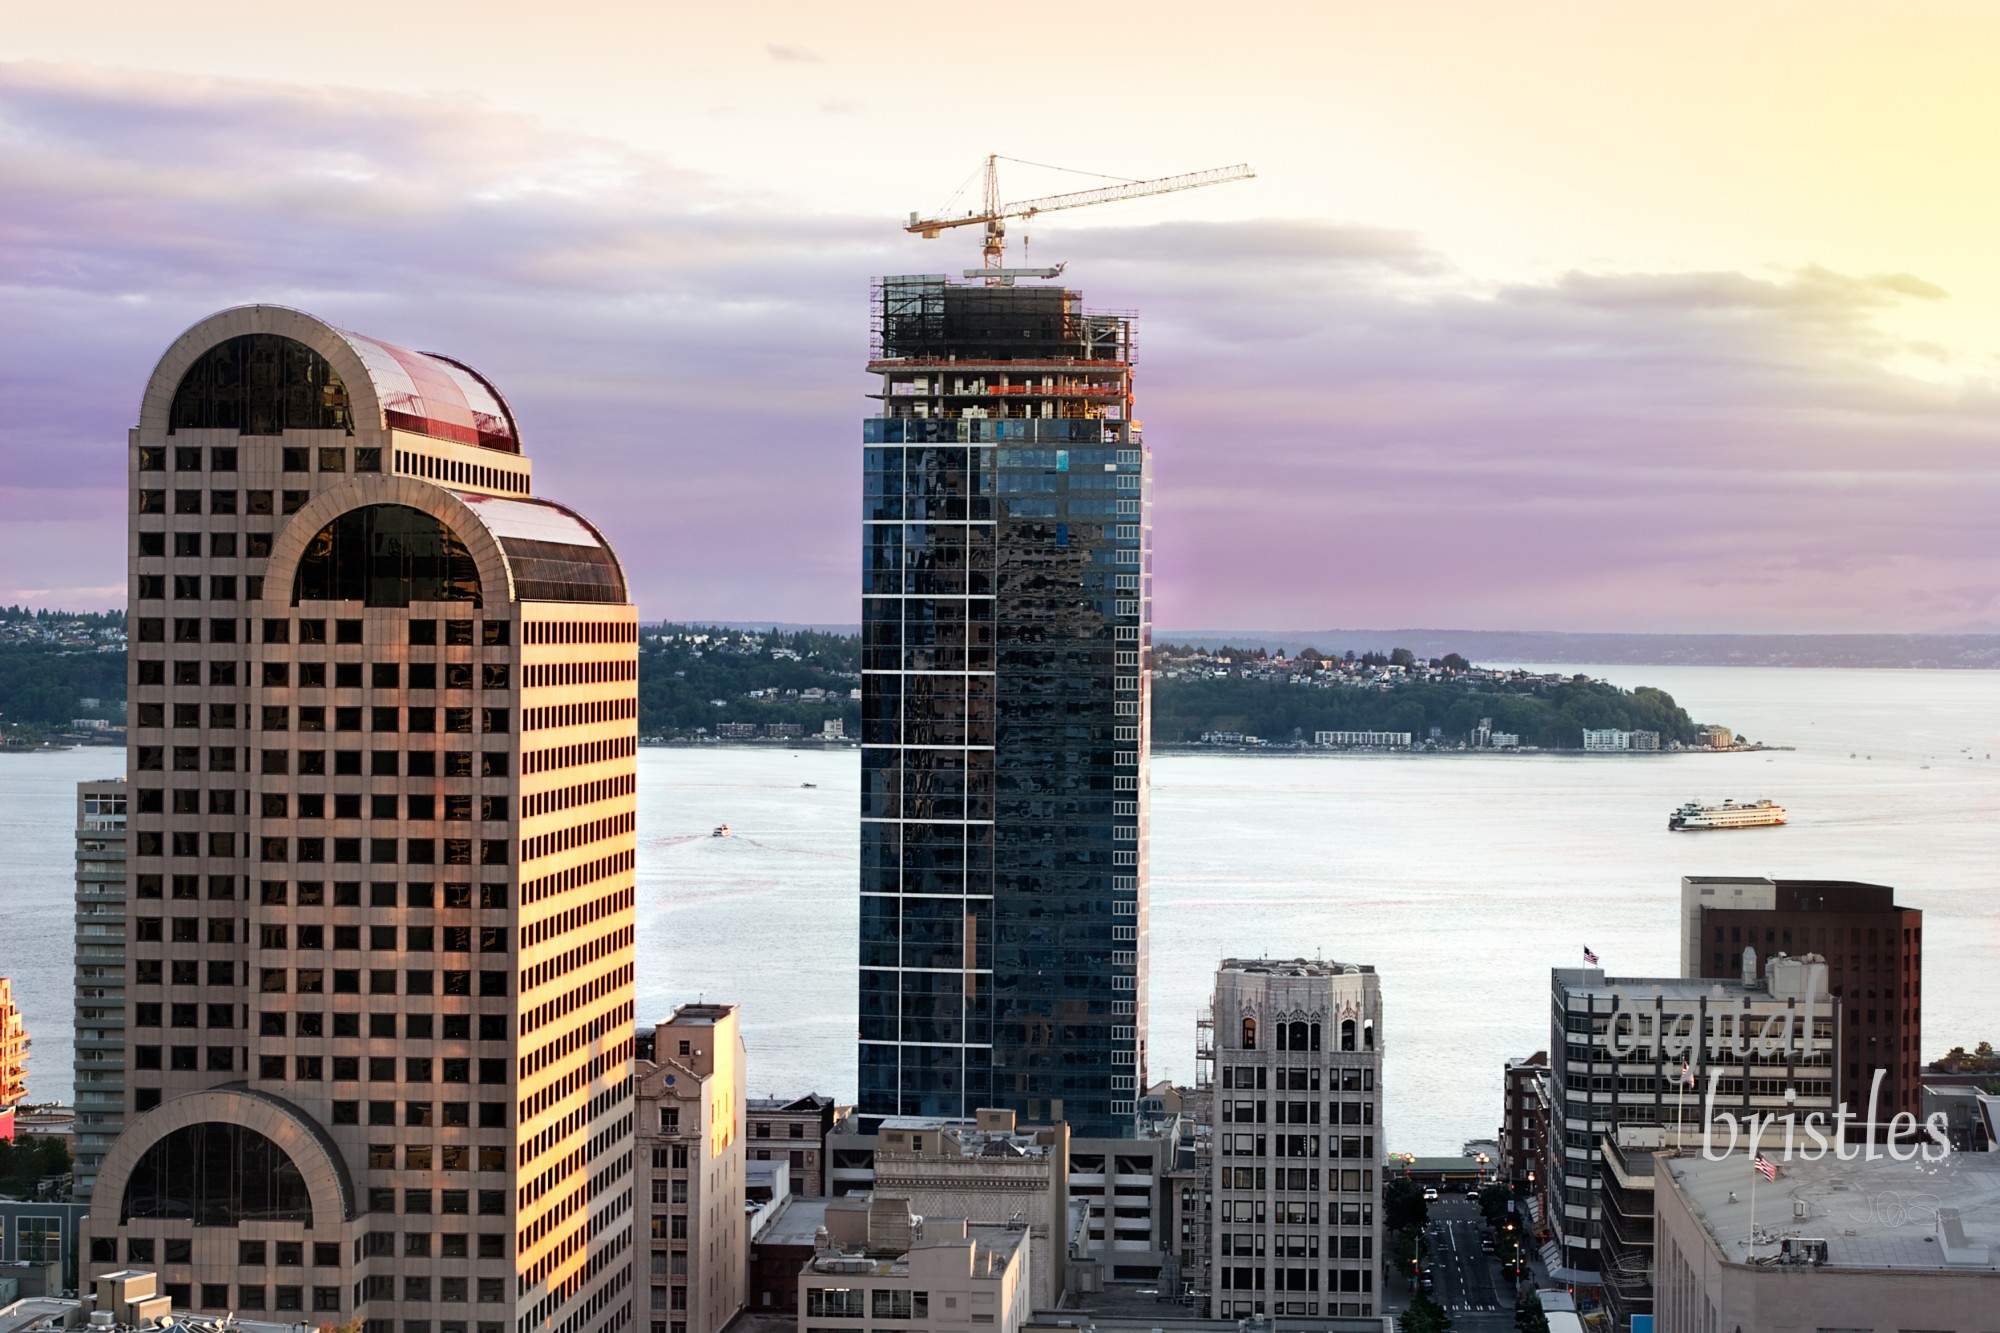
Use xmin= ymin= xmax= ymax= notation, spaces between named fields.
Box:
xmin=3 ymin=2 xmax=1998 ymax=632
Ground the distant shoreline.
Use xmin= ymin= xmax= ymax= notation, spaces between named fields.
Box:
xmin=1152 ymin=743 xmax=1790 ymax=757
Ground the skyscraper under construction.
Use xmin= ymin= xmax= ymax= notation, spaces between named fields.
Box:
xmin=858 ymin=274 xmax=1150 ymax=1138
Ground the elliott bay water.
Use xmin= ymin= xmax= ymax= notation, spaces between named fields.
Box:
xmin=2 ymin=664 xmax=1995 ymax=1152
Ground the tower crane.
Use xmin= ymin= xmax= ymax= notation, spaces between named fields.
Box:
xmin=906 ymin=154 xmax=1254 ymax=278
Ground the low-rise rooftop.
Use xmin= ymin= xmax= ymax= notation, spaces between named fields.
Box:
xmin=1662 ymin=1148 xmax=2000 ymax=1273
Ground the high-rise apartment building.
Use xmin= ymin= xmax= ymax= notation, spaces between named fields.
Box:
xmin=1680 ymin=875 xmax=1922 ymax=1120
xmin=86 ymin=305 xmax=639 ymax=1332
xmin=1205 ymin=959 xmax=1385 ymax=1320
xmin=859 ymin=275 xmax=1150 ymax=1138
xmin=633 ymin=1005 xmax=747 ymax=1333
xmin=74 ymin=777 xmax=130 ymax=1195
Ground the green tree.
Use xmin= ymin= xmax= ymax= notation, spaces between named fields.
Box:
xmin=1385 ymin=1177 xmax=1429 ymax=1232
xmin=1514 ymin=1291 xmax=1550 ymax=1332
xmin=0 ymin=1134 xmax=73 ymax=1198
xmin=1479 ymin=1182 xmax=1513 ymax=1227
xmin=1403 ymin=1292 xmax=1454 ymax=1333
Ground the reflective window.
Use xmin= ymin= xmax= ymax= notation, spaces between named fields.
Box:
xmin=120 ymin=1121 xmax=314 ymax=1226
xmin=169 ymin=335 xmax=351 ymax=436
xmin=497 ymin=537 xmax=626 ymax=604
xmin=294 ymin=505 xmax=481 ymax=608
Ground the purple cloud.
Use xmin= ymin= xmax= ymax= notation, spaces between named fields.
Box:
xmin=2 ymin=62 xmax=1992 ymax=631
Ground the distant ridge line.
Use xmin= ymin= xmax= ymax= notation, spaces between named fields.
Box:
xmin=1156 ymin=629 xmax=2000 ymax=670
xmin=640 ymin=621 xmax=2000 ymax=669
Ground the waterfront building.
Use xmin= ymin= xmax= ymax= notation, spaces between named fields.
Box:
xmin=90 ymin=306 xmax=639 ymax=1330
xmin=799 ymin=1197 xmax=1033 ymax=1333
xmin=0 ymin=979 xmax=27 ymax=1141
xmin=1497 ymin=1050 xmax=1548 ymax=1191
xmin=1206 ymin=958 xmax=1385 ymax=1320
xmin=1581 ymin=729 xmax=1629 ymax=752
xmin=1653 ymin=1147 xmax=2000 ymax=1328
xmin=1543 ymin=958 xmax=1840 ymax=1294
xmin=1311 ymin=732 xmax=1410 ymax=750
xmin=633 ymin=1005 xmax=747 ymax=1333
xmin=1679 ymin=875 xmax=1923 ymax=1123
xmin=747 ymin=1093 xmax=840 ymax=1197
xmin=858 ymin=275 xmax=1150 ymax=1138
xmin=72 ymin=777 xmax=129 ymax=1194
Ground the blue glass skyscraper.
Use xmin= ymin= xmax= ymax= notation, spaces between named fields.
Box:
xmin=858 ymin=274 xmax=1151 ymax=1138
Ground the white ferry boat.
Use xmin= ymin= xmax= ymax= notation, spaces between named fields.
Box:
xmin=1668 ymin=799 xmax=1786 ymax=831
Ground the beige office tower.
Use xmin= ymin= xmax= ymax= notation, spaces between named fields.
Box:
xmin=85 ymin=306 xmax=640 ymax=1333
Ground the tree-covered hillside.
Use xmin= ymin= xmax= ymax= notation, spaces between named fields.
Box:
xmin=1 ymin=612 xmax=1716 ymax=749
xmin=1152 ymin=673 xmax=1699 ymax=747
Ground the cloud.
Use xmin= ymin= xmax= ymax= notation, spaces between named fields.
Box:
xmin=2 ymin=61 xmax=1993 ymax=632
xmin=765 ymin=43 xmax=821 ymax=63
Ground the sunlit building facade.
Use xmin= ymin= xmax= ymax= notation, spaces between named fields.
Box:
xmin=87 ymin=306 xmax=639 ymax=1333
xmin=858 ymin=276 xmax=1150 ymax=1138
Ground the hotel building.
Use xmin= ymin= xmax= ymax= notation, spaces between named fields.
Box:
xmin=86 ymin=305 xmax=639 ymax=1333
xmin=859 ymin=275 xmax=1150 ymax=1138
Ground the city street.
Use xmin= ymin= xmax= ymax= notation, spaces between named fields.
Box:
xmin=1418 ymin=1194 xmax=1515 ymax=1331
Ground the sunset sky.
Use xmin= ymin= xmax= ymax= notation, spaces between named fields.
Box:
xmin=4 ymin=2 xmax=1998 ymax=631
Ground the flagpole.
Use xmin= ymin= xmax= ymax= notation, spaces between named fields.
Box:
xmin=1749 ymin=1159 xmax=1758 ymax=1241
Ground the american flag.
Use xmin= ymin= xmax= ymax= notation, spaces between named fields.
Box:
xmin=1583 ymin=946 xmax=1600 ymax=965
xmin=1753 ymin=1154 xmax=1779 ymax=1182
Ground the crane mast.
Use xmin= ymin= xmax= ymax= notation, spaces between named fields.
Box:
xmin=907 ymin=154 xmax=1254 ymax=276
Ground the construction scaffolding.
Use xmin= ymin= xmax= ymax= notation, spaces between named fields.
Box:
xmin=1185 ymin=1010 xmax=1216 ymax=1314
xmin=873 ymin=275 xmax=1132 ymax=366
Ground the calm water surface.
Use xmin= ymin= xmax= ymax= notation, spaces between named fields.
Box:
xmin=2 ymin=665 xmax=1994 ymax=1152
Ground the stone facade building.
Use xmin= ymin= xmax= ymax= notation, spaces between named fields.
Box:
xmin=634 ymin=1004 xmax=747 ymax=1333
xmin=86 ymin=305 xmax=639 ymax=1333
xmin=1207 ymin=958 xmax=1385 ymax=1320
xmin=869 ymin=1109 xmax=1069 ymax=1308
xmin=747 ymin=1093 xmax=838 ymax=1197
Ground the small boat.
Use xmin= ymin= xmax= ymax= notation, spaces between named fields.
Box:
xmin=801 ymin=782 xmax=817 ymax=789
xmin=712 ymin=824 xmax=731 ymax=838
